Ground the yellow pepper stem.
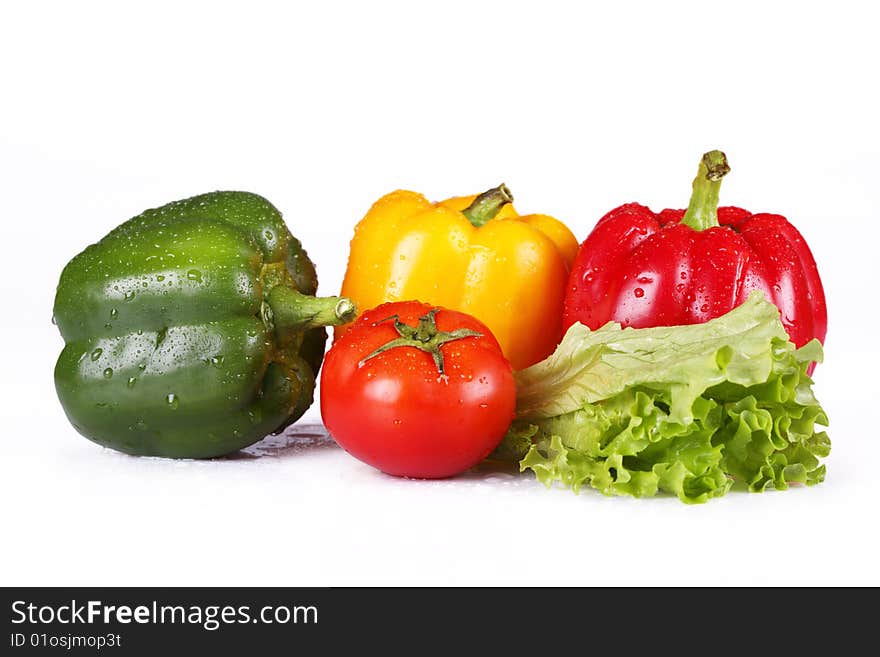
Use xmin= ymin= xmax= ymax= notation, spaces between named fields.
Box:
xmin=461 ymin=184 xmax=514 ymax=227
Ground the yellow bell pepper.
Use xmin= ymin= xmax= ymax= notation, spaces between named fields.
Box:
xmin=338 ymin=185 xmax=579 ymax=369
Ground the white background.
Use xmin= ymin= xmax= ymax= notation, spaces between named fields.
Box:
xmin=1 ymin=0 xmax=878 ymax=586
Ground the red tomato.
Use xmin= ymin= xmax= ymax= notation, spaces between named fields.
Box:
xmin=320 ymin=301 xmax=516 ymax=479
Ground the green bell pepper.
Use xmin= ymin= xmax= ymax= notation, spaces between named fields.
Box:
xmin=53 ymin=191 xmax=356 ymax=458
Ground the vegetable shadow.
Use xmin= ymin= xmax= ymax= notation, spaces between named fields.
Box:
xmin=221 ymin=423 xmax=340 ymax=460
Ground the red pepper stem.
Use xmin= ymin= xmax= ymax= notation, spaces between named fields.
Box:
xmin=461 ymin=184 xmax=514 ymax=228
xmin=681 ymin=150 xmax=730 ymax=231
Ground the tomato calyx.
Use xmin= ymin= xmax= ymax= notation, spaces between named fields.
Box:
xmin=358 ymin=308 xmax=483 ymax=375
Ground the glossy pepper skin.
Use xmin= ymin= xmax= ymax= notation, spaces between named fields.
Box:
xmin=53 ymin=191 xmax=356 ymax=458
xmin=339 ymin=185 xmax=579 ymax=370
xmin=564 ymin=151 xmax=827 ymax=356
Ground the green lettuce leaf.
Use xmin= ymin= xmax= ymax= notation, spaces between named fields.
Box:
xmin=493 ymin=292 xmax=829 ymax=504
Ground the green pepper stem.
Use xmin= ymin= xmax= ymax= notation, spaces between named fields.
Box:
xmin=680 ymin=150 xmax=730 ymax=231
xmin=266 ymin=286 xmax=357 ymax=333
xmin=461 ymin=184 xmax=514 ymax=228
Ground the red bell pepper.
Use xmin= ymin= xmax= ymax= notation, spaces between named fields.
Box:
xmin=563 ymin=150 xmax=827 ymax=356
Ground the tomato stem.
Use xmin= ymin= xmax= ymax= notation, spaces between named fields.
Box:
xmin=359 ymin=309 xmax=482 ymax=375
xmin=681 ymin=150 xmax=730 ymax=231
xmin=461 ymin=184 xmax=514 ymax=228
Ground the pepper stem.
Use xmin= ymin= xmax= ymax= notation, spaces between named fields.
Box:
xmin=265 ymin=286 xmax=357 ymax=333
xmin=359 ymin=308 xmax=482 ymax=375
xmin=461 ymin=184 xmax=514 ymax=228
xmin=680 ymin=150 xmax=730 ymax=231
